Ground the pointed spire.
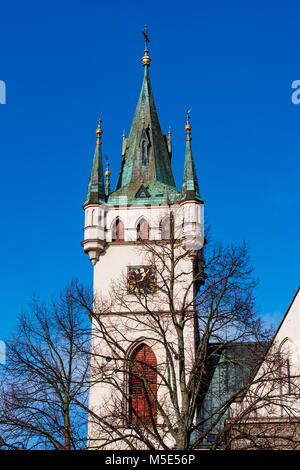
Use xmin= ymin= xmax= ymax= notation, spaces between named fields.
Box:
xmin=182 ymin=110 xmax=202 ymax=201
xmin=84 ymin=114 xmax=106 ymax=205
xmin=115 ymin=29 xmax=176 ymax=192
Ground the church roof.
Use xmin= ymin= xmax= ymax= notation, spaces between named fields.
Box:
xmin=84 ymin=31 xmax=203 ymax=207
xmin=111 ymin=54 xmax=180 ymax=205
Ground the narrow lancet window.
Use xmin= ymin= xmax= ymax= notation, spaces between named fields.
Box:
xmin=137 ymin=218 xmax=149 ymax=240
xmin=161 ymin=217 xmax=170 ymax=240
xmin=112 ymin=218 xmax=124 ymax=241
xmin=129 ymin=344 xmax=157 ymax=424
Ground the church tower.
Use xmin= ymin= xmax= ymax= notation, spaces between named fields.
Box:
xmin=82 ymin=31 xmax=204 ymax=449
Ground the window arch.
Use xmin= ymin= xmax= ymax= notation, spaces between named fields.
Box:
xmin=161 ymin=216 xmax=170 ymax=240
xmin=137 ymin=218 xmax=149 ymax=241
xmin=129 ymin=343 xmax=157 ymax=424
xmin=112 ymin=218 xmax=124 ymax=241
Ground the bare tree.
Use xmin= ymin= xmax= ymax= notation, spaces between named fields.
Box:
xmin=72 ymin=216 xmax=299 ymax=451
xmin=0 ymin=284 xmax=91 ymax=450
xmin=222 ymin=340 xmax=300 ymax=450
xmin=1 ymin=221 xmax=299 ymax=450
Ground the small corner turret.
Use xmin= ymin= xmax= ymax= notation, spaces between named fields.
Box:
xmin=182 ymin=110 xmax=203 ymax=203
xmin=84 ymin=114 xmax=106 ymax=206
xmin=81 ymin=115 xmax=107 ymax=265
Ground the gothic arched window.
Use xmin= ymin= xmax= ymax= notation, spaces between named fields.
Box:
xmin=112 ymin=218 xmax=124 ymax=242
xmin=278 ymin=339 xmax=297 ymax=396
xmin=161 ymin=217 xmax=170 ymax=240
xmin=137 ymin=218 xmax=149 ymax=240
xmin=140 ymin=128 xmax=151 ymax=166
xmin=129 ymin=344 xmax=157 ymax=424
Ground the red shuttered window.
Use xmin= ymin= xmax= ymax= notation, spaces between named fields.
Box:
xmin=137 ymin=218 xmax=149 ymax=240
xmin=112 ymin=218 xmax=124 ymax=241
xmin=129 ymin=344 xmax=157 ymax=424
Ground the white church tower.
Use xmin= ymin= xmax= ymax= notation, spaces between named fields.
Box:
xmin=82 ymin=31 xmax=205 ymax=449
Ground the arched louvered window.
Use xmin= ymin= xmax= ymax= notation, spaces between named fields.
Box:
xmin=112 ymin=218 xmax=124 ymax=241
xmin=161 ymin=217 xmax=170 ymax=240
xmin=137 ymin=218 xmax=149 ymax=240
xmin=129 ymin=344 xmax=157 ymax=424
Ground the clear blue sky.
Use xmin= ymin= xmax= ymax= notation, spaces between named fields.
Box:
xmin=0 ymin=0 xmax=299 ymax=339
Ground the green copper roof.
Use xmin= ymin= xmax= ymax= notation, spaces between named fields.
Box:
xmin=84 ymin=52 xmax=203 ymax=207
xmin=84 ymin=138 xmax=105 ymax=205
xmin=108 ymin=179 xmax=181 ymax=206
xmin=182 ymin=139 xmax=203 ymax=202
xmin=112 ymin=64 xmax=179 ymax=204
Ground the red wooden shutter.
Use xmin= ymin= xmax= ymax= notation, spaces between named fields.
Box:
xmin=129 ymin=344 xmax=157 ymax=424
xmin=113 ymin=219 xmax=124 ymax=241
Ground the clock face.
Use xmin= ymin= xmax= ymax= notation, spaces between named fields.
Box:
xmin=127 ymin=266 xmax=157 ymax=294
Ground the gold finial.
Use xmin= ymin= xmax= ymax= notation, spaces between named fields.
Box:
xmin=105 ymin=158 xmax=111 ymax=191
xmin=167 ymin=126 xmax=172 ymax=156
xmin=142 ymin=25 xmax=151 ymax=66
xmin=96 ymin=112 xmax=103 ymax=145
xmin=185 ymin=109 xmax=192 ymax=141
xmin=122 ymin=129 xmax=127 ymax=157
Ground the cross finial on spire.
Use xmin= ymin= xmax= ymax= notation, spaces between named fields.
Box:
xmin=142 ymin=26 xmax=151 ymax=66
xmin=143 ymin=25 xmax=150 ymax=50
xmin=96 ymin=112 xmax=103 ymax=145
xmin=84 ymin=113 xmax=105 ymax=205
xmin=185 ymin=108 xmax=192 ymax=141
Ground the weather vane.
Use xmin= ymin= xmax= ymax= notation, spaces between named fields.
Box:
xmin=142 ymin=25 xmax=150 ymax=50
xmin=141 ymin=26 xmax=151 ymax=66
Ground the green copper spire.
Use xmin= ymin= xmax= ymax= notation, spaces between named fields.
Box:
xmin=182 ymin=111 xmax=202 ymax=202
xmin=84 ymin=114 xmax=106 ymax=205
xmin=114 ymin=29 xmax=177 ymax=199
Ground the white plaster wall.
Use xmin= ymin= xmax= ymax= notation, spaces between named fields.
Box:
xmin=84 ymin=200 xmax=204 ymax=448
xmin=231 ymin=288 xmax=300 ymax=419
xmin=88 ymin=306 xmax=197 ymax=449
xmin=84 ymin=201 xmax=204 ymax=244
